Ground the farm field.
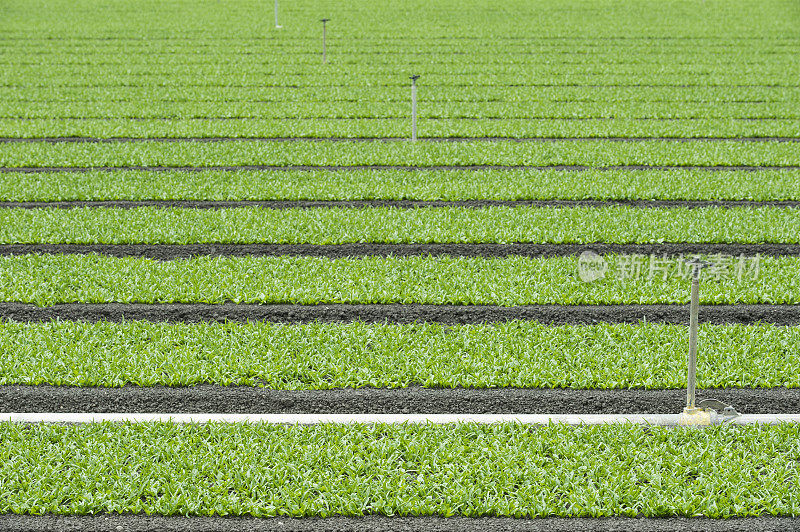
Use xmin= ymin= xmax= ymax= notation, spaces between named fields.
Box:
xmin=2 ymin=0 xmax=800 ymax=530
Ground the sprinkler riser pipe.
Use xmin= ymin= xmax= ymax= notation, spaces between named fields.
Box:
xmin=322 ymin=20 xmax=328 ymax=64
xmin=411 ymin=80 xmax=417 ymax=141
xmin=686 ymin=270 xmax=700 ymax=410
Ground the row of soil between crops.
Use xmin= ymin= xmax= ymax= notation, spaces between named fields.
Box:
xmin=0 ymin=515 xmax=798 ymax=532
xmin=4 ymin=385 xmax=799 ymax=415
xmin=3 ymin=199 xmax=799 ymax=209
xmin=2 ymin=242 xmax=798 ymax=259
xmin=1 ymin=303 xmax=797 ymax=325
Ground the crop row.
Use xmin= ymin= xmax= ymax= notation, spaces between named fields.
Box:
xmin=7 ymin=79 xmax=798 ymax=91
xmin=5 ymin=57 xmax=798 ymax=73
xmin=7 ymin=85 xmax=799 ymax=104
xmin=5 ymin=40 xmax=795 ymax=54
xmin=2 ymin=320 xmax=798 ymax=388
xmin=2 ymin=206 xmax=799 ymax=245
xmin=2 ymin=140 xmax=798 ymax=168
xmin=2 ymin=422 xmax=799 ymax=517
xmin=6 ymin=0 xmax=795 ymax=36
xmin=5 ymin=33 xmax=795 ymax=42
xmin=4 ymin=118 xmax=800 ymax=139
xmin=6 ymin=63 xmax=798 ymax=78
xmin=1 ymin=254 xmax=796 ymax=306
xmin=5 ymin=35 xmax=795 ymax=43
xmin=5 ymin=101 xmax=797 ymax=121
xmin=1 ymin=168 xmax=796 ymax=202
xmin=5 ymin=74 xmax=799 ymax=90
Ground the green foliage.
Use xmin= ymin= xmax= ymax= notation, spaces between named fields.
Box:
xmin=1 ymin=422 xmax=799 ymax=517
xmin=1 ymin=254 xmax=797 ymax=306
xmin=2 ymin=139 xmax=798 ymax=168
xmin=2 ymin=118 xmax=799 ymax=139
xmin=1 ymin=320 xmax=798 ymax=388
xmin=1 ymin=205 xmax=798 ymax=244
xmin=2 ymin=0 xmax=800 ymax=520
xmin=1 ymin=168 xmax=799 ymax=201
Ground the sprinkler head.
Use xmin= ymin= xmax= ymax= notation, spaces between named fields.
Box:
xmin=410 ymin=75 xmax=420 ymax=81
xmin=685 ymin=257 xmax=712 ymax=276
xmin=320 ymin=18 xmax=329 ymax=23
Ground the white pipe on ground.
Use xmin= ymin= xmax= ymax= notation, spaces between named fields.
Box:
xmin=2 ymin=413 xmax=799 ymax=425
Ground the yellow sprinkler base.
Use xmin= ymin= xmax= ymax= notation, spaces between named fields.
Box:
xmin=679 ymin=407 xmax=713 ymax=426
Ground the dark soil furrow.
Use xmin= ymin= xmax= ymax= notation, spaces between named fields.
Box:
xmin=2 ymin=243 xmax=797 ymax=260
xmin=2 ymin=199 xmax=800 ymax=209
xmin=1 ymin=303 xmax=797 ymax=325
xmin=2 ymin=385 xmax=798 ymax=414
xmin=2 ymin=165 xmax=797 ymax=173
xmin=0 ymin=515 xmax=799 ymax=532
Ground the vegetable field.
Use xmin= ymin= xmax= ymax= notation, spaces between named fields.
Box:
xmin=2 ymin=0 xmax=800 ymax=529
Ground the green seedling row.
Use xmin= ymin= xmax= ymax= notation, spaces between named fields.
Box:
xmin=3 ymin=47 xmax=797 ymax=70
xmin=4 ymin=69 xmax=798 ymax=88
xmin=5 ymin=0 xmax=796 ymax=40
xmin=8 ymin=74 xmax=798 ymax=90
xmin=3 ymin=205 xmax=799 ymax=245
xmin=1 ymin=254 xmax=796 ymax=306
xmin=2 ymin=422 xmax=800 ymax=517
xmin=3 ymin=118 xmax=799 ymax=139
xmin=2 ymin=140 xmax=798 ymax=168
xmin=7 ymin=48 xmax=794 ymax=59
xmin=3 ymin=86 xmax=798 ymax=104
xmin=2 ymin=168 xmax=797 ymax=202
xmin=3 ymin=320 xmax=798 ymax=388
xmin=4 ymin=101 xmax=797 ymax=120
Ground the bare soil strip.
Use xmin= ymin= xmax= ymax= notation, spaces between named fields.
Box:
xmin=2 ymin=136 xmax=798 ymax=143
xmin=1 ymin=303 xmax=796 ymax=325
xmin=2 ymin=199 xmax=799 ymax=209
xmin=1 ymin=165 xmax=797 ymax=173
xmin=2 ymin=385 xmax=797 ymax=415
xmin=2 ymin=243 xmax=797 ymax=260
xmin=0 ymin=515 xmax=797 ymax=532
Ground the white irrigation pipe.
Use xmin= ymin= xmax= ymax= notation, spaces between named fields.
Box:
xmin=3 ymin=413 xmax=800 ymax=425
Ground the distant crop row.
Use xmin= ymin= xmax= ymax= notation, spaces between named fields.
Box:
xmin=3 ymin=422 xmax=799 ymax=517
xmin=8 ymin=85 xmax=798 ymax=104
xmin=6 ymin=37 xmax=793 ymax=47
xmin=4 ymin=118 xmax=800 ymax=139
xmin=2 ymin=140 xmax=798 ymax=168
xmin=8 ymin=76 xmax=798 ymax=90
xmin=2 ymin=255 xmax=797 ymax=306
xmin=4 ymin=101 xmax=797 ymax=120
xmin=5 ymin=0 xmax=795 ymax=43
xmin=4 ymin=64 xmax=797 ymax=79
xmin=3 ymin=206 xmax=799 ymax=245
xmin=3 ymin=320 xmax=798 ymax=388
xmin=1 ymin=169 xmax=797 ymax=202
xmin=4 ymin=58 xmax=798 ymax=74
xmin=5 ymin=45 xmax=795 ymax=60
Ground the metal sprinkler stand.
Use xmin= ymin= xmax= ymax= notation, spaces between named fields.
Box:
xmin=274 ymin=0 xmax=282 ymax=28
xmin=678 ymin=258 xmax=740 ymax=426
xmin=320 ymin=19 xmax=330 ymax=64
xmin=410 ymin=75 xmax=420 ymax=141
